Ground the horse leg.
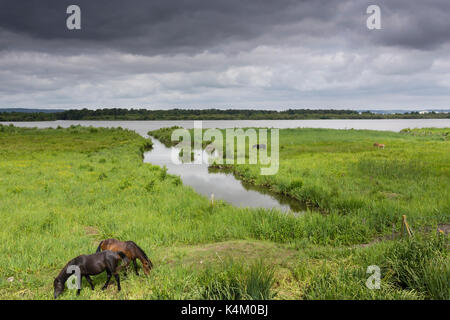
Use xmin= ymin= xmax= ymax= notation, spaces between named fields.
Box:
xmin=133 ymin=259 xmax=139 ymax=276
xmin=102 ymin=270 xmax=112 ymax=290
xmin=114 ymin=274 xmax=121 ymax=291
xmin=85 ymin=275 xmax=95 ymax=290
xmin=77 ymin=276 xmax=83 ymax=296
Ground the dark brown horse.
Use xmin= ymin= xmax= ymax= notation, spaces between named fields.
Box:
xmin=96 ymin=239 xmax=153 ymax=275
xmin=53 ymin=250 xmax=128 ymax=299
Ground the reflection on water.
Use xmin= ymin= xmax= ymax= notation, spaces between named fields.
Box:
xmin=144 ymin=138 xmax=305 ymax=213
xmin=207 ymin=166 xmax=307 ymax=213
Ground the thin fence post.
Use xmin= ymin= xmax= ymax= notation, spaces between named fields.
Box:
xmin=401 ymin=215 xmax=413 ymax=237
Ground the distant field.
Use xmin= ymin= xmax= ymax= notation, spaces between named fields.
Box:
xmin=0 ymin=124 xmax=448 ymax=300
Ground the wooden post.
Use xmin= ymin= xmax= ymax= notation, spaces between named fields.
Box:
xmin=210 ymin=193 xmax=214 ymax=206
xmin=401 ymin=215 xmax=413 ymax=237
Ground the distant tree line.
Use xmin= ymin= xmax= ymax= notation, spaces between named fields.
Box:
xmin=0 ymin=108 xmax=448 ymax=121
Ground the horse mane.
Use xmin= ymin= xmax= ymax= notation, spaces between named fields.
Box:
xmin=56 ymin=260 xmax=75 ymax=282
xmin=130 ymin=241 xmax=150 ymax=263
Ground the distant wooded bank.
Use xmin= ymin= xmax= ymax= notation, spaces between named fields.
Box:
xmin=0 ymin=108 xmax=449 ymax=121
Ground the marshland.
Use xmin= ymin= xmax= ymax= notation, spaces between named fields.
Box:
xmin=0 ymin=123 xmax=448 ymax=300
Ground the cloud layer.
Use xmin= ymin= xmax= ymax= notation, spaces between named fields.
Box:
xmin=0 ymin=0 xmax=449 ymax=110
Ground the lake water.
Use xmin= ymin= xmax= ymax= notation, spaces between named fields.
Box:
xmin=2 ymin=118 xmax=449 ymax=135
xmin=3 ymin=119 xmax=449 ymax=213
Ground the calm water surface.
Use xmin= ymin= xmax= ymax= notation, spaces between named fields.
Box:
xmin=3 ymin=119 xmax=449 ymax=213
xmin=2 ymin=119 xmax=449 ymax=134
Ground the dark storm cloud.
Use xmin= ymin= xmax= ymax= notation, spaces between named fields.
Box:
xmin=1 ymin=0 xmax=450 ymax=54
xmin=0 ymin=0 xmax=338 ymax=54
xmin=0 ymin=0 xmax=449 ymax=109
xmin=371 ymin=0 xmax=450 ymax=50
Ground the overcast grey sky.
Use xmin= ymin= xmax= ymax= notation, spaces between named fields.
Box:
xmin=0 ymin=0 xmax=449 ymax=110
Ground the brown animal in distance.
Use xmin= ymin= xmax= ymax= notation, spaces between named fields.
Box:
xmin=96 ymin=239 xmax=153 ymax=275
xmin=373 ymin=142 xmax=385 ymax=149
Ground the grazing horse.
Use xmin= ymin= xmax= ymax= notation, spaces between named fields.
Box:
xmin=53 ymin=250 xmax=128 ymax=299
xmin=373 ymin=142 xmax=385 ymax=149
xmin=96 ymin=239 xmax=153 ymax=276
xmin=252 ymin=144 xmax=267 ymax=150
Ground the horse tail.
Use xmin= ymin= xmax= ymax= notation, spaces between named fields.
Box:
xmin=96 ymin=240 xmax=104 ymax=253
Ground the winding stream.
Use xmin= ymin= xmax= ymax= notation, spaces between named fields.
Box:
xmin=143 ymin=138 xmax=305 ymax=213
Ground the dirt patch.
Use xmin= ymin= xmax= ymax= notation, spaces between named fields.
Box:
xmin=157 ymin=240 xmax=299 ymax=268
xmin=84 ymin=226 xmax=99 ymax=236
xmin=380 ymin=192 xmax=401 ymax=199
xmin=190 ymin=241 xmax=298 ymax=263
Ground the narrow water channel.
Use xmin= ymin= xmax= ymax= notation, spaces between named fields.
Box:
xmin=144 ymin=138 xmax=305 ymax=213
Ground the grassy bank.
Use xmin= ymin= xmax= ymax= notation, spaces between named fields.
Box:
xmin=0 ymin=124 xmax=448 ymax=300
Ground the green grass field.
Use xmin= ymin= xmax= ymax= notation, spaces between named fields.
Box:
xmin=0 ymin=124 xmax=448 ymax=300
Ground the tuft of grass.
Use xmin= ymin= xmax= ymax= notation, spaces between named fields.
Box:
xmin=245 ymin=260 xmax=276 ymax=300
xmin=201 ymin=260 xmax=275 ymax=300
xmin=384 ymin=234 xmax=449 ymax=299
